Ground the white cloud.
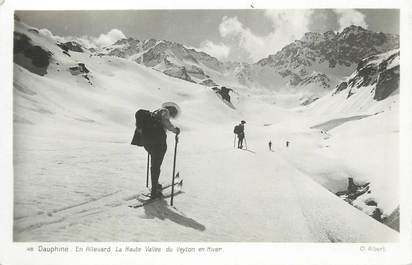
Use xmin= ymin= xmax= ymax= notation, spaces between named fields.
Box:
xmin=333 ymin=9 xmax=368 ymax=32
xmin=38 ymin=28 xmax=55 ymax=39
xmin=219 ymin=16 xmax=244 ymax=37
xmin=39 ymin=28 xmax=66 ymax=42
xmin=263 ymin=10 xmax=314 ymax=54
xmin=203 ymin=10 xmax=314 ymax=62
xmin=199 ymin=40 xmax=230 ymax=60
xmin=219 ymin=16 xmax=265 ymax=61
xmin=93 ymin=29 xmax=126 ymax=47
xmin=38 ymin=28 xmax=126 ymax=49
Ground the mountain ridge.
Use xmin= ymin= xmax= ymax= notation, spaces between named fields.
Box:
xmin=84 ymin=25 xmax=399 ymax=101
xmin=14 ymin=16 xmax=400 ymax=109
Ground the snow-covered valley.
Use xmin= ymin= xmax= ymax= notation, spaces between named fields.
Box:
xmin=13 ymin=19 xmax=400 ymax=242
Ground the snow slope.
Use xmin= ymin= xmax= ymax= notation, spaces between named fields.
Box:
xmin=279 ymin=49 xmax=400 ymax=225
xmin=13 ymin=130 xmax=398 ymax=242
xmin=13 ymin=20 xmax=399 ymax=241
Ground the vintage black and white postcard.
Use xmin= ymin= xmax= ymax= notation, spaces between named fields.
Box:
xmin=1 ymin=0 xmax=411 ymax=264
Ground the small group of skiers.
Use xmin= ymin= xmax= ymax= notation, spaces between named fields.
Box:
xmin=131 ymin=102 xmax=291 ymax=199
xmin=233 ymin=122 xmax=289 ymax=151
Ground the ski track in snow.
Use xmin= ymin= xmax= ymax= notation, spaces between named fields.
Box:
xmin=13 ymin=125 xmax=398 ymax=242
xmin=13 ymin=90 xmax=399 ymax=242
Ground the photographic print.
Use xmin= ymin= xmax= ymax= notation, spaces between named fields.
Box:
xmin=12 ymin=8 xmax=400 ymax=242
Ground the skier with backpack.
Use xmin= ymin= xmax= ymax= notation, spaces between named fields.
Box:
xmin=233 ymin=120 xmax=246 ymax=149
xmin=131 ymin=102 xmax=181 ymax=199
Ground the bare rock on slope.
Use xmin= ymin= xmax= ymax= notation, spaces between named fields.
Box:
xmin=14 ymin=32 xmax=52 ymax=76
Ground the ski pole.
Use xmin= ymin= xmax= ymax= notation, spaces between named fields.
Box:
xmin=244 ymin=136 xmax=248 ymax=150
xmin=146 ymin=152 xmax=150 ymax=188
xmin=170 ymin=134 xmax=179 ymax=206
xmin=233 ymin=134 xmax=236 ymax=148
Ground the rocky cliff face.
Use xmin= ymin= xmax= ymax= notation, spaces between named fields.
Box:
xmin=98 ymin=37 xmax=142 ymax=59
xmin=57 ymin=41 xmax=84 ymax=53
xmin=241 ymin=26 xmax=399 ymax=99
xmin=257 ymin=26 xmax=398 ymax=71
xmin=333 ymin=49 xmax=399 ymax=101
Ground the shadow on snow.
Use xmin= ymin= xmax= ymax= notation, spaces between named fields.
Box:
xmin=142 ymin=198 xmax=206 ymax=232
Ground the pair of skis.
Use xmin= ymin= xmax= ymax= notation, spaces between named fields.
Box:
xmin=130 ymin=134 xmax=181 ymax=208
xmin=128 ymin=173 xmax=183 ymax=208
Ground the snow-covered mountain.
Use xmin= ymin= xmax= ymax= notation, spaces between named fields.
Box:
xmin=307 ymin=48 xmax=399 ymax=115
xmin=13 ymin=18 xmax=400 ymax=241
xmin=237 ymin=26 xmax=399 ymax=105
xmin=96 ymin=37 xmax=226 ymax=86
xmin=257 ymin=26 xmax=398 ymax=72
xmin=42 ymin=24 xmax=399 ymax=109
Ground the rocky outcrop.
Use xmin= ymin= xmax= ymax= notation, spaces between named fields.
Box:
xmin=301 ymin=97 xmax=319 ymax=106
xmin=299 ymin=73 xmax=330 ymax=89
xmin=14 ymin=32 xmax=52 ymax=76
xmin=348 ymin=63 xmax=379 ymax=88
xmin=212 ymin=86 xmax=232 ymax=103
xmin=374 ymin=65 xmax=399 ymax=101
xmin=163 ymin=66 xmax=194 ymax=83
xmin=57 ymin=41 xmax=84 ymax=53
xmin=336 ymin=177 xmax=370 ymax=201
xmin=218 ymin=86 xmax=231 ymax=102
xmin=185 ymin=65 xmax=207 ymax=80
xmin=69 ymin=63 xmax=92 ymax=84
xmin=69 ymin=63 xmax=90 ymax=75
xmin=336 ymin=177 xmax=399 ymax=231
xmin=333 ymin=81 xmax=348 ymax=95
xmin=200 ymin=79 xmax=217 ymax=87
xmin=333 ymin=49 xmax=399 ymax=101
xmin=336 ymin=178 xmax=380 ymax=220
xmin=383 ymin=206 xmax=399 ymax=231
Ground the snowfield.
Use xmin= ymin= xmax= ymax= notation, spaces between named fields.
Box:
xmin=13 ymin=21 xmax=399 ymax=242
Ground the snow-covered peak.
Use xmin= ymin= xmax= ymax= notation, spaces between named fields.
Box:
xmin=113 ymin=37 xmax=140 ymax=46
xmin=236 ymin=25 xmax=399 ymax=106
xmin=258 ymin=25 xmax=398 ymax=70
xmin=91 ymin=36 xmax=227 ymax=86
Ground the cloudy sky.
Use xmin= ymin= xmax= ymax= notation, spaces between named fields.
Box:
xmin=16 ymin=9 xmax=399 ymax=63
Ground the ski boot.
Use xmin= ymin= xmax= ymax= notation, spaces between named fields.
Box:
xmin=150 ymin=184 xmax=163 ymax=199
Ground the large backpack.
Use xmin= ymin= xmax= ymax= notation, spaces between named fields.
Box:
xmin=131 ymin=109 xmax=164 ymax=146
xmin=233 ymin=125 xmax=241 ymax=134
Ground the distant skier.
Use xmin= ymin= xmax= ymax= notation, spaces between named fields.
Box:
xmin=269 ymin=141 xmax=272 ymax=151
xmin=233 ymin=120 xmax=246 ymax=149
xmin=286 ymin=141 xmax=290 ymax=147
xmin=131 ymin=102 xmax=180 ymax=198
